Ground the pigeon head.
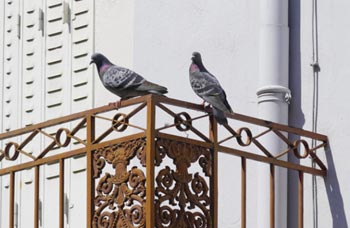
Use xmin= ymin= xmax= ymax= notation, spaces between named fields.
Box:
xmin=191 ymin=52 xmax=202 ymax=64
xmin=90 ymin=53 xmax=113 ymax=70
xmin=191 ymin=52 xmax=208 ymax=72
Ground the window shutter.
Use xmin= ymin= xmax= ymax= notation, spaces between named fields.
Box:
xmin=45 ymin=0 xmax=71 ymax=120
xmin=2 ymin=0 xmax=20 ymax=132
xmin=71 ymin=0 xmax=94 ymax=113
xmin=1 ymin=1 xmax=20 ymax=227
xmin=22 ymin=1 xmax=44 ymax=127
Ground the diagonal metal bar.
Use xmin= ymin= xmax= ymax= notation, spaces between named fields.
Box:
xmin=17 ymin=149 xmax=36 ymax=160
xmin=309 ymin=151 xmax=327 ymax=171
xmin=36 ymin=129 xmax=56 ymax=141
xmin=253 ymin=128 xmax=273 ymax=139
xmin=70 ymin=118 xmax=87 ymax=136
xmin=272 ymin=129 xmax=292 ymax=146
xmin=17 ymin=130 xmax=39 ymax=150
xmin=156 ymin=113 xmax=209 ymax=131
xmin=36 ymin=141 xmax=56 ymax=160
xmin=93 ymin=127 xmax=114 ymax=144
xmin=157 ymin=103 xmax=211 ymax=142
xmin=68 ymin=135 xmax=87 ymax=145
xmin=251 ymin=138 xmax=273 ymax=157
xmin=93 ymin=102 xmax=147 ymax=143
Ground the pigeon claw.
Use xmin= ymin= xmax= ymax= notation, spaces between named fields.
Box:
xmin=108 ymin=100 xmax=122 ymax=110
xmin=201 ymin=100 xmax=211 ymax=109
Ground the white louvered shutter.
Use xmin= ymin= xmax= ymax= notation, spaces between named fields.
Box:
xmin=71 ymin=0 xmax=94 ymax=113
xmin=43 ymin=0 xmax=94 ymax=227
xmin=0 ymin=0 xmax=4 ymax=134
xmin=1 ymin=0 xmax=94 ymax=227
xmin=43 ymin=1 xmax=71 ymax=227
xmin=3 ymin=0 xmax=20 ymax=133
xmin=1 ymin=0 xmax=21 ymax=226
xmin=68 ymin=1 xmax=93 ymax=227
xmin=22 ymin=0 xmax=44 ymax=128
xmin=45 ymin=0 xmax=71 ymax=120
xmin=19 ymin=0 xmax=45 ymax=227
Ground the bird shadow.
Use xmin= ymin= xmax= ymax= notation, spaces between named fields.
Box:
xmin=323 ymin=143 xmax=348 ymax=228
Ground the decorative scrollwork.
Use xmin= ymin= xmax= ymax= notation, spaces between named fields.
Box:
xmin=4 ymin=142 xmax=20 ymax=161
xmin=293 ymin=139 xmax=310 ymax=159
xmin=236 ymin=127 xmax=252 ymax=146
xmin=93 ymin=138 xmax=146 ymax=228
xmin=155 ymin=138 xmax=212 ymax=228
xmin=174 ymin=112 xmax=192 ymax=131
xmin=55 ymin=128 xmax=71 ymax=147
xmin=112 ymin=113 xmax=129 ymax=132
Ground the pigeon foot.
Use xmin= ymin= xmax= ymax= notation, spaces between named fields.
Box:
xmin=201 ymin=100 xmax=211 ymax=109
xmin=108 ymin=100 xmax=121 ymax=109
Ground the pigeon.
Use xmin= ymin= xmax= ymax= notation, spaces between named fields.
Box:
xmin=189 ymin=52 xmax=234 ymax=125
xmin=90 ymin=53 xmax=168 ymax=107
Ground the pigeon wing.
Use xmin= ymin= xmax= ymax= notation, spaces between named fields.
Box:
xmin=190 ymin=71 xmax=233 ymax=113
xmin=103 ymin=65 xmax=145 ymax=89
xmin=190 ymin=71 xmax=222 ymax=96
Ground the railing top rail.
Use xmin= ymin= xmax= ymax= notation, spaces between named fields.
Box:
xmin=0 ymin=95 xmax=328 ymax=143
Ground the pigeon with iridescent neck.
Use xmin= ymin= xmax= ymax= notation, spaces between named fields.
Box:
xmin=90 ymin=53 xmax=168 ymax=108
xmin=189 ymin=52 xmax=234 ymax=125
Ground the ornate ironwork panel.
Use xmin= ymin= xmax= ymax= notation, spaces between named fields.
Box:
xmin=93 ymin=138 xmax=147 ymax=228
xmin=154 ymin=138 xmax=212 ymax=228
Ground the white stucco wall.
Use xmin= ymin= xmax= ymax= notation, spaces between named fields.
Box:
xmin=289 ymin=1 xmax=350 ymax=227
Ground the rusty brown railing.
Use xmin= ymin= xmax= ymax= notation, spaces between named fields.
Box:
xmin=0 ymin=94 xmax=328 ymax=228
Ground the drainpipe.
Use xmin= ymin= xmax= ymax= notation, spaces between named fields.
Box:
xmin=256 ymin=0 xmax=290 ymax=227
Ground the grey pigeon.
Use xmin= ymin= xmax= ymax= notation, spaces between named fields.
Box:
xmin=189 ymin=52 xmax=234 ymax=125
xmin=90 ymin=53 xmax=168 ymax=106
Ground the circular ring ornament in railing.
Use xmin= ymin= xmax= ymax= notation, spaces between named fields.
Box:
xmin=293 ymin=139 xmax=310 ymax=159
xmin=4 ymin=142 xmax=20 ymax=161
xmin=55 ymin=128 xmax=71 ymax=147
xmin=236 ymin=127 xmax=252 ymax=146
xmin=112 ymin=113 xmax=129 ymax=132
xmin=174 ymin=112 xmax=192 ymax=131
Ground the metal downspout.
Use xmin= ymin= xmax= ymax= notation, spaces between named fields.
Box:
xmin=256 ymin=0 xmax=291 ymax=227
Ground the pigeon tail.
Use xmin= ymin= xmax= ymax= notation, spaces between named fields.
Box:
xmin=212 ymin=107 xmax=228 ymax=125
xmin=137 ymin=81 xmax=168 ymax=95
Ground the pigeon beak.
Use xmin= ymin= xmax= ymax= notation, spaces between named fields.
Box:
xmin=89 ymin=60 xmax=94 ymax=65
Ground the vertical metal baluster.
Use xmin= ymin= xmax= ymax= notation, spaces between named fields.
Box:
xmin=9 ymin=171 xmax=15 ymax=228
xmin=86 ymin=115 xmax=95 ymax=228
xmin=34 ymin=166 xmax=39 ymax=228
xmin=298 ymin=171 xmax=304 ymax=228
xmin=59 ymin=159 xmax=64 ymax=228
xmin=146 ymin=96 xmax=156 ymax=227
xmin=270 ymin=165 xmax=275 ymax=228
xmin=241 ymin=157 xmax=246 ymax=228
xmin=209 ymin=115 xmax=218 ymax=228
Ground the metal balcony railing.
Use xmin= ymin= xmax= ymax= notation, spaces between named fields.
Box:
xmin=0 ymin=95 xmax=328 ymax=228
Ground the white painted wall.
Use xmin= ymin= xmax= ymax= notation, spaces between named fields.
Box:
xmin=289 ymin=1 xmax=350 ymax=227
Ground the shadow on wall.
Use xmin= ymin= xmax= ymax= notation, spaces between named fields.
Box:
xmin=287 ymin=1 xmax=305 ymax=228
xmin=288 ymin=1 xmax=348 ymax=227
xmin=324 ymin=144 xmax=348 ymax=228
xmin=288 ymin=0 xmax=305 ymax=130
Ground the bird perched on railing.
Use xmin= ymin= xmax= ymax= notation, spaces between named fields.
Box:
xmin=189 ymin=52 xmax=234 ymax=125
xmin=90 ymin=53 xmax=168 ymax=108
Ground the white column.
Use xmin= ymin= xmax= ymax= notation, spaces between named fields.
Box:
xmin=257 ymin=0 xmax=290 ymax=227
